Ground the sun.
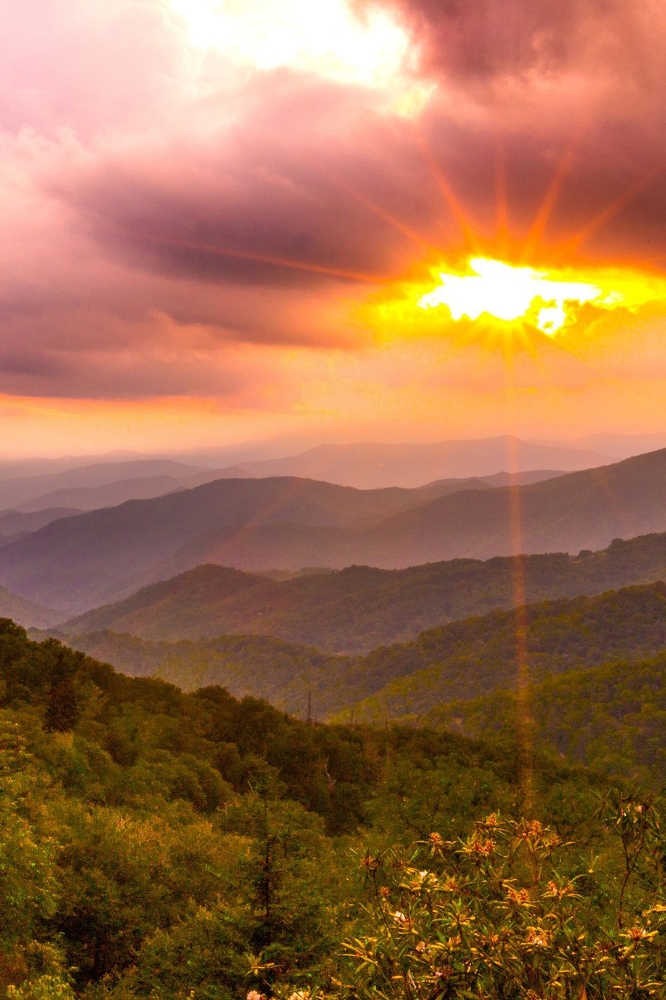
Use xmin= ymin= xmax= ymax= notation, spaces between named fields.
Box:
xmin=360 ymin=250 xmax=666 ymax=355
xmin=418 ymin=257 xmax=608 ymax=336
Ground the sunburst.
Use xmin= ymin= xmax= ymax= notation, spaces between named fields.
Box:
xmin=355 ymin=138 xmax=665 ymax=357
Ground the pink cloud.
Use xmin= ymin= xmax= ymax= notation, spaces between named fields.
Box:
xmin=1 ymin=0 xmax=666 ymax=410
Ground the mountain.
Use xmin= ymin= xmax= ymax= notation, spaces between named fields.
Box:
xmin=236 ymin=436 xmax=607 ymax=488
xmin=61 ymin=532 xmax=666 ymax=653
xmin=423 ymin=651 xmax=666 ymax=786
xmin=0 ymin=450 xmax=144 ymax=481
xmin=3 ymin=448 xmax=666 ymax=615
xmin=0 ymin=458 xmax=217 ymax=509
xmin=13 ymin=467 xmax=251 ymax=513
xmin=0 ymin=586 xmax=63 ymax=628
xmin=0 ymin=473 xmax=550 ymax=613
xmin=47 ymin=629 xmax=352 ymax=719
xmin=333 ymin=581 xmax=666 ymax=723
xmin=0 ymin=506 xmax=80 ymax=541
xmin=54 ymin=580 xmax=666 ymax=724
xmin=356 ymin=447 xmax=666 ymax=565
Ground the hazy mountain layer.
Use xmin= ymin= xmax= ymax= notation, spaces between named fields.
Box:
xmin=0 ymin=586 xmax=63 ymax=628
xmin=0 ymin=458 xmax=208 ymax=509
xmin=236 ymin=436 xmax=606 ymax=488
xmin=0 ymin=473 xmax=542 ymax=612
xmin=62 ymin=532 xmax=666 ymax=653
xmin=2 ymin=449 xmax=666 ymax=613
xmin=13 ymin=467 xmax=251 ymax=513
xmin=0 ymin=507 xmax=80 ymax=541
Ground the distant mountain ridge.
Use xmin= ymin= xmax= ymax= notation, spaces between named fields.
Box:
xmin=0 ymin=586 xmax=63 ymax=629
xmin=2 ymin=447 xmax=666 ymax=614
xmin=235 ymin=436 xmax=607 ymax=488
xmin=0 ymin=507 xmax=80 ymax=542
xmin=62 ymin=531 xmax=666 ymax=653
xmin=0 ymin=460 xmax=252 ymax=513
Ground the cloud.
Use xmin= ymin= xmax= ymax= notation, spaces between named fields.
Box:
xmin=361 ymin=0 xmax=660 ymax=87
xmin=1 ymin=0 xmax=666 ymax=424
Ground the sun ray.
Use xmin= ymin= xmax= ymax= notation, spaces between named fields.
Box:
xmin=521 ymin=132 xmax=584 ymax=262
xmin=413 ymin=132 xmax=482 ymax=252
xmin=113 ymin=229 xmax=388 ymax=284
xmin=502 ymin=390 xmax=534 ymax=812
xmin=555 ymin=166 xmax=662 ymax=256
xmin=494 ymin=140 xmax=510 ymax=257
xmin=324 ymin=173 xmax=431 ymax=251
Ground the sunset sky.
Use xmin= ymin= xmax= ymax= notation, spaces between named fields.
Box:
xmin=2 ymin=0 xmax=666 ymax=458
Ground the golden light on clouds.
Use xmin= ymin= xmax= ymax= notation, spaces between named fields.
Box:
xmin=363 ymin=253 xmax=666 ymax=355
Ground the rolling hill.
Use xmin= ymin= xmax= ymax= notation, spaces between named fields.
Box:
xmin=0 ymin=585 xmax=63 ymax=628
xmin=0 ymin=506 xmax=80 ymax=542
xmin=62 ymin=531 xmax=666 ymax=652
xmin=0 ymin=458 xmax=208 ymax=509
xmin=333 ymin=581 xmax=666 ymax=722
xmin=12 ymin=467 xmax=252 ymax=513
xmin=422 ymin=651 xmax=666 ymax=786
xmin=52 ymin=580 xmax=666 ymax=724
xmin=3 ymin=447 xmax=666 ymax=614
xmin=0 ymin=473 xmax=551 ymax=613
xmin=47 ymin=629 xmax=353 ymax=719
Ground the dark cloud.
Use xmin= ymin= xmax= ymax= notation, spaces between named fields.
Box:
xmin=51 ymin=73 xmax=450 ymax=291
xmin=361 ymin=0 xmax=655 ymax=85
xmin=53 ymin=71 xmax=666 ymax=295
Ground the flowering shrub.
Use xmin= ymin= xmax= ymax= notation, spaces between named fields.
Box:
xmin=342 ymin=796 xmax=666 ymax=998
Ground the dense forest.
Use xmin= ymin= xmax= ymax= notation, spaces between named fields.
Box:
xmin=62 ymin=532 xmax=666 ymax=653
xmin=3 ymin=617 xmax=666 ymax=998
xmin=422 ymin=650 xmax=666 ymax=785
xmin=49 ymin=580 xmax=666 ymax=722
xmin=333 ymin=581 xmax=666 ymax=721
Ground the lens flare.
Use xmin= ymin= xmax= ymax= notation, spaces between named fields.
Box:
xmin=418 ymin=258 xmax=605 ymax=335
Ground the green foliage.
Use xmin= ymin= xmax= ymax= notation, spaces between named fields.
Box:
xmin=339 ymin=801 xmax=666 ymax=999
xmin=425 ymin=651 xmax=666 ymax=786
xmin=59 ymin=630 xmax=352 ymax=721
xmin=44 ymin=654 xmax=80 ymax=733
xmin=337 ymin=581 xmax=666 ymax=723
xmin=51 ymin=579 xmax=666 ymax=725
xmin=2 ymin=615 xmax=666 ymax=1000
xmin=7 ymin=975 xmax=75 ymax=1000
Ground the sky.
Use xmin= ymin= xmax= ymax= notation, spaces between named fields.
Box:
xmin=2 ymin=0 xmax=666 ymax=458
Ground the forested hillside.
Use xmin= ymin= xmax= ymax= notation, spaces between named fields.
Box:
xmin=338 ymin=581 xmax=666 ymax=722
xmin=2 ymin=617 xmax=666 ymax=1000
xmin=48 ymin=629 xmax=354 ymax=718
xmin=51 ymin=580 xmax=666 ymax=725
xmin=422 ymin=651 xmax=666 ymax=785
xmin=0 ymin=474 xmax=507 ymax=613
xmin=63 ymin=532 xmax=666 ymax=652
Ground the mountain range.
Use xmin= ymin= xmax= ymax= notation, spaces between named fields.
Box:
xmin=233 ymin=437 xmax=608 ymax=488
xmin=61 ymin=531 xmax=666 ymax=653
xmin=0 ymin=458 xmax=252 ymax=513
xmin=0 ymin=435 xmax=600 ymax=511
xmin=0 ymin=586 xmax=63 ymax=629
xmin=2 ymin=447 xmax=666 ymax=614
xmin=49 ymin=580 xmax=666 ymax=727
